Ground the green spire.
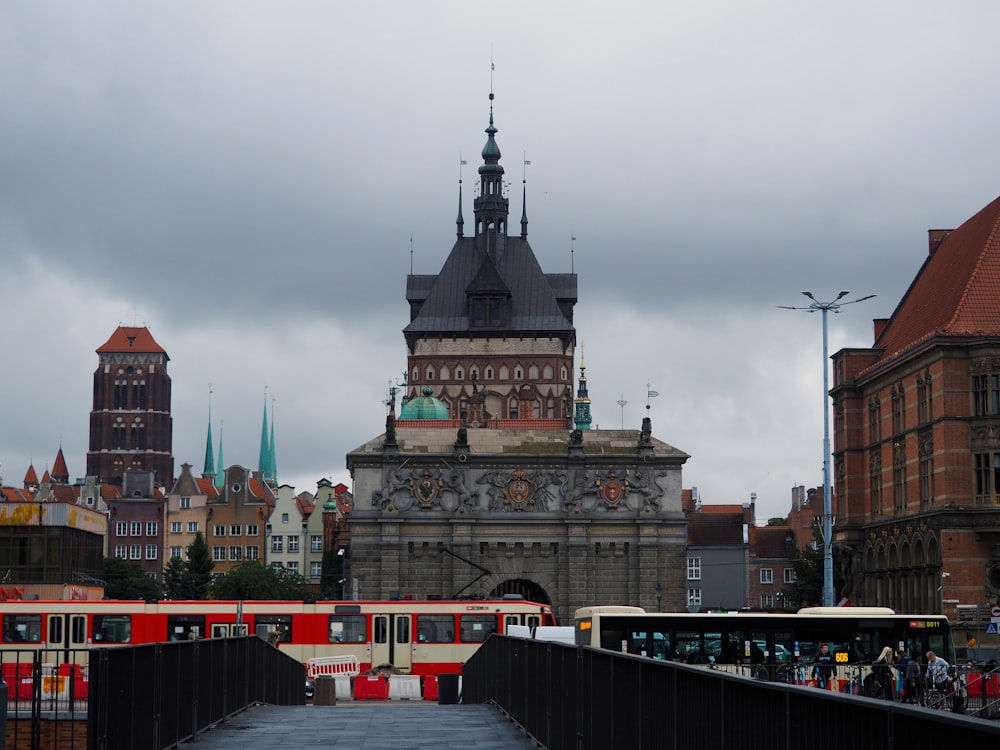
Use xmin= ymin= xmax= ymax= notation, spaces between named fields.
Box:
xmin=215 ymin=422 xmax=225 ymax=490
xmin=203 ymin=399 xmax=215 ymax=476
xmin=258 ymin=390 xmax=269 ymax=476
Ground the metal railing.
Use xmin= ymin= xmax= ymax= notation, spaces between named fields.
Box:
xmin=463 ymin=637 xmax=1000 ymax=750
xmin=2 ymin=636 xmax=304 ymax=750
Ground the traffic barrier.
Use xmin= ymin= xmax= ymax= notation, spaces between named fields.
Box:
xmin=423 ymin=675 xmax=438 ymax=702
xmin=306 ymin=655 xmax=361 ymax=680
xmin=59 ymin=663 xmax=88 ymax=700
xmin=1 ymin=663 xmax=34 ymax=700
xmin=353 ymin=675 xmax=389 ymax=701
xmin=334 ymin=675 xmax=352 ymax=700
xmin=388 ymin=675 xmax=421 ymax=700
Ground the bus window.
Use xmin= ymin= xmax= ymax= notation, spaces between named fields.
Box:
xmin=254 ymin=615 xmax=292 ymax=643
xmin=328 ymin=614 xmax=366 ymax=643
xmin=676 ymin=630 xmax=706 ymax=663
xmin=93 ymin=615 xmax=132 ymax=643
xmin=4 ymin=614 xmax=41 ymax=642
xmin=651 ymin=631 xmax=673 ymax=661
xmin=774 ymin=632 xmax=794 ymax=664
xmin=459 ymin=614 xmax=496 ymax=643
xmin=417 ymin=614 xmax=454 ymax=643
xmin=721 ymin=631 xmax=745 ymax=664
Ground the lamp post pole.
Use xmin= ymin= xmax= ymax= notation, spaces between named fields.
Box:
xmin=780 ymin=291 xmax=875 ymax=607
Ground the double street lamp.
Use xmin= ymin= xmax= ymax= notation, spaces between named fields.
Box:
xmin=780 ymin=291 xmax=875 ymax=607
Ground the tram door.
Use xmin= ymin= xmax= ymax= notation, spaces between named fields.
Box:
xmin=46 ymin=613 xmax=88 ymax=661
xmin=371 ymin=614 xmax=412 ymax=672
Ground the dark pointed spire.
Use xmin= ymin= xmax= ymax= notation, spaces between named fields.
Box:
xmin=520 ymin=180 xmax=528 ymax=239
xmin=258 ymin=388 xmax=269 ymax=475
xmin=474 ymin=92 xmax=509 ymax=243
xmin=203 ymin=392 xmax=215 ymax=478
xmin=574 ymin=348 xmax=593 ymax=431
xmin=457 ymin=166 xmax=465 ymax=238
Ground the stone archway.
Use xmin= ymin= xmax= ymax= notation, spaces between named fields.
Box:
xmin=490 ymin=578 xmax=551 ymax=605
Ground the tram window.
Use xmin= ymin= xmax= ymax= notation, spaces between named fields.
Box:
xmin=505 ymin=615 xmax=519 ymax=628
xmin=49 ymin=617 xmax=63 ymax=644
xmin=254 ymin=615 xmax=292 ymax=643
xmin=460 ymin=614 xmax=497 ymax=643
xmin=168 ymin=615 xmax=206 ymax=641
xmin=93 ymin=615 xmax=132 ymax=643
xmin=396 ymin=617 xmax=410 ymax=644
xmin=3 ymin=614 xmax=41 ymax=642
xmin=328 ymin=614 xmax=366 ymax=643
xmin=71 ymin=616 xmax=86 ymax=644
xmin=526 ymin=615 xmax=541 ymax=629
xmin=374 ymin=617 xmax=388 ymax=644
xmin=417 ymin=615 xmax=455 ymax=643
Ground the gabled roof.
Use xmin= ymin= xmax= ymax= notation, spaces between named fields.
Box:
xmin=404 ymin=236 xmax=576 ymax=335
xmin=0 ymin=487 xmax=35 ymax=502
xmin=23 ymin=464 xmax=38 ymax=486
xmin=749 ymin=526 xmax=793 ymax=559
xmin=871 ymin=194 xmax=1000 ymax=367
xmin=51 ymin=448 xmax=69 ymax=483
xmin=96 ymin=326 xmax=168 ymax=356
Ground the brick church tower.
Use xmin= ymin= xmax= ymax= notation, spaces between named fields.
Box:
xmin=87 ymin=326 xmax=174 ymax=488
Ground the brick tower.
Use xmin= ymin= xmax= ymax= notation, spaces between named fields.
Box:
xmin=87 ymin=326 xmax=174 ymax=488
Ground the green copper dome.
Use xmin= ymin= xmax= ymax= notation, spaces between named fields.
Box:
xmin=400 ymin=387 xmax=451 ymax=419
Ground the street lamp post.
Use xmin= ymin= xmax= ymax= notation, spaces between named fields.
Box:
xmin=779 ymin=291 xmax=875 ymax=607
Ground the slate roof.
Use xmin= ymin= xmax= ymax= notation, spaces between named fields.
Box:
xmin=868 ymin=194 xmax=1000 ymax=369
xmin=404 ymin=236 xmax=576 ymax=335
xmin=749 ymin=526 xmax=794 ymax=559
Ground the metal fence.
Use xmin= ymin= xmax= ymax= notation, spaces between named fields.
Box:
xmin=463 ymin=636 xmax=1000 ymax=750
xmin=1 ymin=636 xmax=304 ymax=750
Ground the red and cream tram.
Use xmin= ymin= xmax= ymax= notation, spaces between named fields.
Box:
xmin=1 ymin=596 xmax=556 ymax=676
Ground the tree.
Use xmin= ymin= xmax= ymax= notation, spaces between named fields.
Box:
xmin=162 ymin=556 xmax=195 ymax=600
xmin=103 ymin=557 xmax=160 ymax=600
xmin=767 ymin=517 xmax=788 ymax=527
xmin=185 ymin=532 xmax=214 ymax=600
xmin=786 ymin=521 xmax=846 ymax=608
xmin=211 ymin=561 xmax=314 ymax=600
xmin=320 ymin=548 xmax=344 ymax=600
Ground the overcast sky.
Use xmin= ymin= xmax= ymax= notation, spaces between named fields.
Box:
xmin=2 ymin=2 xmax=999 ymax=522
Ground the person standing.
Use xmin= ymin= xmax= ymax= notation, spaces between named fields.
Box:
xmin=904 ymin=653 xmax=922 ymax=704
xmin=926 ymin=650 xmax=950 ymax=693
xmin=813 ymin=643 xmax=835 ymax=689
xmin=873 ymin=646 xmax=895 ymax=700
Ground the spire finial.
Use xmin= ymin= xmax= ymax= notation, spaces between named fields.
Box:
xmin=521 ymin=153 xmax=530 ymax=239
xmin=457 ymin=154 xmax=467 ymax=237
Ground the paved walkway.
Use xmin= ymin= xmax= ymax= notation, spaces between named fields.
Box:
xmin=181 ymin=702 xmax=540 ymax=749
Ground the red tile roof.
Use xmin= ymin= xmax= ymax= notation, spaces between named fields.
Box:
xmin=870 ymin=194 xmax=1000 ymax=368
xmin=51 ymin=448 xmax=69 ymax=482
xmin=23 ymin=464 xmax=38 ymax=486
xmin=194 ymin=478 xmax=220 ymax=499
xmin=96 ymin=326 xmax=168 ymax=355
xmin=0 ymin=487 xmax=35 ymax=502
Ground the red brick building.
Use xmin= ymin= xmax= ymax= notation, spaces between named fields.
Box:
xmin=832 ymin=194 xmax=1000 ymax=616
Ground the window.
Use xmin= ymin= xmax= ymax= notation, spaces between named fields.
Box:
xmin=760 ymin=568 xmax=773 ymax=584
xmin=229 ymin=546 xmax=243 ymax=561
xmin=214 ymin=525 xmax=226 ymax=537
xmin=870 ymin=446 xmax=883 ymax=518
xmin=973 ymin=373 xmax=1000 ymax=416
xmin=459 ymin=614 xmax=497 ymax=643
xmin=417 ymin=615 xmax=456 ymax=643
xmin=145 ymin=545 xmax=157 ymax=560
xmin=229 ymin=524 xmax=241 ymax=536
xmin=311 ymin=535 xmax=323 ymax=553
xmin=169 ymin=546 xmax=182 ymax=559
xmin=145 ymin=522 xmax=157 ymax=536
xmin=917 ymin=371 xmax=932 ymax=424
xmin=687 ymin=557 xmax=701 ymax=580
xmin=328 ymin=614 xmax=366 ymax=643
xmin=115 ymin=545 xmax=127 ymax=559
xmin=93 ymin=615 xmax=132 ymax=643
xmin=286 ymin=561 xmax=299 ymax=574
xmin=187 ymin=522 xmax=199 ymax=533
xmin=891 ymin=382 xmax=905 ymax=434
xmin=974 ymin=452 xmax=1000 ymax=504
xmin=271 ymin=535 xmax=284 ymax=553
xmin=456 ymin=367 xmax=464 ymax=381
xmin=893 ymin=440 xmax=907 ymax=513
xmin=130 ymin=522 xmax=142 ymax=536
xmin=254 ymin=615 xmax=292 ymax=643
xmin=868 ymin=396 xmax=881 ymax=444
xmin=784 ymin=569 xmax=796 ymax=584
xmin=170 ymin=522 xmax=181 ymax=534
xmin=310 ymin=561 xmax=322 ymax=578
xmin=115 ymin=522 xmax=127 ymax=537
xmin=180 ymin=496 xmax=191 ymax=509
xmin=212 ymin=546 xmax=226 ymax=561
xmin=246 ymin=524 xmax=259 ymax=537
xmin=288 ymin=536 xmax=300 ymax=553
xmin=2 ymin=614 xmax=42 ymax=643
xmin=282 ymin=513 xmax=289 ymax=524
xmin=760 ymin=594 xmax=774 ymax=609
xmin=687 ymin=588 xmax=702 ymax=607
xmin=130 ymin=545 xmax=141 ymax=560
xmin=246 ymin=546 xmax=259 ymax=561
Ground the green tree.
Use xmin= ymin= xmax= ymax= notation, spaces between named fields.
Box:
xmin=186 ymin=532 xmax=214 ymax=599
xmin=211 ymin=561 xmax=313 ymax=600
xmin=103 ymin=557 xmax=160 ymax=600
xmin=767 ymin=517 xmax=788 ymax=527
xmin=162 ymin=556 xmax=195 ymax=600
xmin=787 ymin=522 xmax=846 ymax=608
